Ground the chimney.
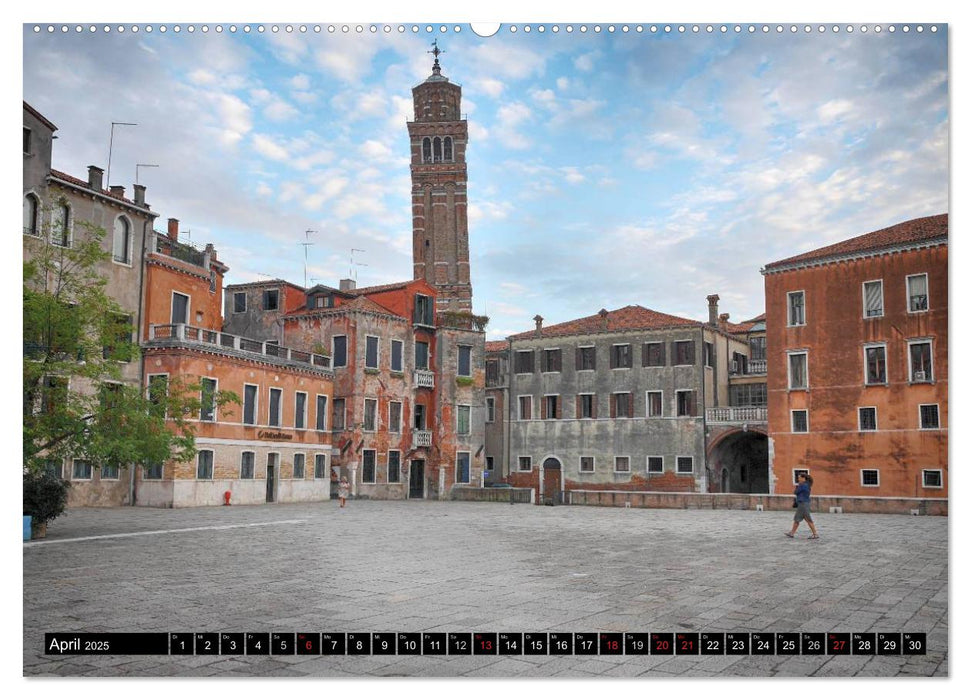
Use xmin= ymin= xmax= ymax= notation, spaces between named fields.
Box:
xmin=167 ymin=218 xmax=179 ymax=241
xmin=339 ymin=278 xmax=356 ymax=292
xmin=719 ymin=313 xmax=730 ymax=331
xmin=109 ymin=185 xmax=125 ymax=199
xmin=598 ymin=308 xmax=609 ymax=330
xmin=533 ymin=314 xmax=543 ymax=336
xmin=707 ymin=294 xmax=720 ymax=326
xmin=133 ymin=184 xmax=146 ymax=207
xmin=87 ymin=166 xmax=104 ymax=191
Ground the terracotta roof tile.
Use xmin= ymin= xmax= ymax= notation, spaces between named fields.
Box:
xmin=507 ymin=305 xmax=700 ymax=341
xmin=49 ymin=169 xmax=141 ymax=207
xmin=344 ymin=280 xmax=413 ymax=296
xmin=285 ymin=295 xmax=402 ymax=319
xmin=485 ymin=341 xmax=509 ymax=353
xmin=764 ymin=214 xmax=947 ymax=272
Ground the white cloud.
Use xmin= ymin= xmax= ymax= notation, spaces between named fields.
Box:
xmin=477 ymin=78 xmax=505 ymax=98
xmin=251 ymin=134 xmax=289 ymax=161
xmin=817 ymin=99 xmax=855 ymax=123
xmin=556 ymin=76 xmax=570 ymax=91
xmin=290 ymin=74 xmax=311 ymax=90
xmin=560 ymin=167 xmax=585 ymax=185
xmin=214 ymin=93 xmax=252 ymax=145
xmin=188 ymin=69 xmax=217 ymax=86
xmin=265 ymin=99 xmax=299 ymax=122
xmin=465 ymin=43 xmax=547 ymax=80
xmin=574 ymin=52 xmax=598 ymax=73
xmin=359 ymin=139 xmax=393 ymax=162
xmin=468 ymin=200 xmax=512 ymax=225
xmin=294 ymin=150 xmax=336 ymax=171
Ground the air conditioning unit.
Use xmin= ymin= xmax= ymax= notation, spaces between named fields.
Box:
xmin=730 ymin=361 xmax=739 ymax=373
xmin=914 ymin=370 xmax=926 ymax=381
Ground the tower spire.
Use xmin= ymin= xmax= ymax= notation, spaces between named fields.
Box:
xmin=428 ymin=39 xmax=444 ymax=75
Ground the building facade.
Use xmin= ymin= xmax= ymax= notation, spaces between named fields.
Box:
xmin=762 ymin=214 xmax=948 ymax=498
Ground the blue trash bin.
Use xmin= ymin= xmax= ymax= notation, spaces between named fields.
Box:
xmin=23 ymin=515 xmax=32 ymax=541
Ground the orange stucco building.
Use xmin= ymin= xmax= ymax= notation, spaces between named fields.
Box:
xmin=763 ymin=214 xmax=947 ymax=499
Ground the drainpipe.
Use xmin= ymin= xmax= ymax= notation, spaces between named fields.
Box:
xmin=700 ymin=326 xmax=709 ymax=493
xmin=132 ymin=214 xmax=152 ymax=507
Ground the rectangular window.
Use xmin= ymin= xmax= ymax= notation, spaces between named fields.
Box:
xmin=612 ymin=392 xmax=633 ymax=418
xmin=518 ymin=395 xmax=532 ymax=421
xmin=147 ymin=374 xmax=169 ymax=418
xmin=486 ymin=359 xmax=500 ymax=385
xmin=518 ymin=456 xmax=532 ymax=472
xmin=171 ymin=292 xmax=189 ymax=325
xmin=909 ymin=341 xmax=933 ymax=382
xmin=578 ymin=394 xmax=596 ymax=419
xmin=143 ymin=461 xmax=163 ymax=480
xmin=674 ymin=340 xmax=695 ymax=366
xmin=788 ymin=352 xmax=808 ymax=389
xmin=262 ymin=289 xmax=279 ymax=311
xmin=788 ymin=291 xmax=806 ymax=326
xmin=579 ymin=456 xmax=594 ymax=473
xmin=391 ymin=339 xmax=403 ymax=372
xmin=316 ymin=395 xmax=328 ymax=431
xmin=861 ymin=469 xmax=879 ymax=487
xmin=676 ymin=456 xmax=694 ymax=474
xmin=293 ymin=453 xmax=305 ymax=480
xmin=647 ymin=456 xmax=664 ymax=474
xmin=241 ymin=452 xmax=255 ymax=479
xmin=642 ymin=342 xmax=665 ymax=367
xmin=614 ymin=456 xmax=630 ymax=473
xmin=576 ymin=346 xmax=596 ymax=371
xmin=514 ymin=350 xmax=535 ymax=374
xmin=333 ymin=335 xmax=347 ymax=367
xmin=233 ymin=292 xmax=246 ymax=313
xmin=388 ymin=451 xmax=401 ymax=483
xmin=389 ymin=401 xmax=402 ymax=433
xmin=72 ymin=459 xmax=92 ymax=480
xmin=791 ymin=410 xmax=809 ymax=433
xmin=541 ymin=348 xmax=562 ymax=373
xmin=362 ymin=450 xmax=376 ymax=483
xmin=197 ymin=450 xmax=214 ymax=480
xmin=486 ymin=397 xmax=495 ymax=423
xmin=676 ymin=390 xmax=696 ymax=417
xmin=100 ymin=464 xmax=120 ymax=480
xmin=314 ymin=454 xmax=328 ymax=479
xmin=456 ymin=452 xmax=471 ymax=484
xmin=543 ymin=395 xmax=560 ymax=420
xmin=647 ymin=391 xmax=663 ymax=417
xmin=458 ymin=345 xmax=473 ymax=377
xmin=414 ymin=294 xmax=434 ymax=326
xmin=365 ymin=336 xmax=379 ymax=369
xmin=922 ymin=469 xmax=942 ymax=488
xmin=863 ymin=280 xmax=884 ymax=318
xmin=749 ymin=336 xmax=766 ymax=361
xmin=363 ymin=398 xmax=377 ymax=431
xmin=200 ymin=378 xmax=216 ymax=422
xmin=730 ymin=383 xmax=767 ymax=407
xmin=415 ymin=341 xmax=429 ymax=370
xmin=865 ymin=345 xmax=887 ymax=385
xmin=610 ymin=344 xmax=632 ymax=369
xmin=102 ymin=313 xmax=133 ymax=361
xmin=907 ymin=273 xmax=929 ymax=312
xmin=23 ymin=126 xmax=31 ymax=154
xmin=414 ymin=403 xmax=427 ymax=430
xmin=704 ymin=342 xmax=714 ymax=368
xmin=486 ymin=456 xmax=494 ymax=474
xmin=920 ymin=404 xmax=940 ymax=430
xmin=269 ymin=388 xmax=282 ymax=427
xmin=457 ymin=405 xmax=471 ymax=435
xmin=294 ymin=392 xmax=307 ymax=430
xmin=859 ymin=407 xmax=877 ymax=432
xmin=243 ymin=384 xmax=258 ymax=425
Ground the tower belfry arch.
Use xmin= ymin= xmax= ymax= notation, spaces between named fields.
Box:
xmin=407 ymin=41 xmax=472 ymax=313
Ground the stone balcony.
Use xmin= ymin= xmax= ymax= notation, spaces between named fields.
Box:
xmin=412 ymin=429 xmax=432 ymax=448
xmin=414 ymin=369 xmax=435 ymax=388
xmin=706 ymin=406 xmax=768 ymax=424
xmin=147 ymin=324 xmax=331 ymax=370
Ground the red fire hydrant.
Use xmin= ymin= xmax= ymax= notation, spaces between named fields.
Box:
xmin=223 ymin=491 xmax=231 ymax=506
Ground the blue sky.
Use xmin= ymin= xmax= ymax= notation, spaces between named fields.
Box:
xmin=21 ymin=21 xmax=948 ymax=340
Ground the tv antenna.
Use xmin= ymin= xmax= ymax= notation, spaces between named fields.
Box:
xmin=106 ymin=121 xmax=137 ymax=187
xmin=350 ymin=248 xmax=367 ymax=281
xmin=135 ymin=163 xmax=159 ymax=185
xmin=301 ymin=230 xmax=317 ymax=288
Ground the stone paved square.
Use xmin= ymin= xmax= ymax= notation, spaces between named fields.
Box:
xmin=22 ymin=501 xmax=947 ymax=677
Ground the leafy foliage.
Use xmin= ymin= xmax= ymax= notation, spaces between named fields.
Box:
xmin=23 ymin=470 xmax=70 ymax=524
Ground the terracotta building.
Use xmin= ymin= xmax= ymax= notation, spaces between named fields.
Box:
xmin=490 ymin=299 xmax=759 ymax=503
xmin=762 ymin=214 xmax=948 ymax=498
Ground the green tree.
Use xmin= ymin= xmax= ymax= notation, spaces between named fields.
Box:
xmin=23 ymin=213 xmax=238 ymax=475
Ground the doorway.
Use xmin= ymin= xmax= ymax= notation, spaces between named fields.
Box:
xmin=409 ymin=459 xmax=425 ymax=499
xmin=542 ymin=457 xmax=562 ymax=504
xmin=266 ymin=453 xmax=277 ymax=503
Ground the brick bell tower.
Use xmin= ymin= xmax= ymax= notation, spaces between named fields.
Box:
xmin=408 ymin=40 xmax=472 ymax=313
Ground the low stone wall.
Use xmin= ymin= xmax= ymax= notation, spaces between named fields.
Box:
xmin=451 ymin=487 xmax=534 ymax=504
xmin=567 ymin=490 xmax=947 ymax=516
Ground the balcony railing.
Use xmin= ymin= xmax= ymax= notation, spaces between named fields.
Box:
xmin=414 ymin=370 xmax=435 ymax=388
xmin=706 ymin=406 xmax=768 ymax=424
xmin=155 ymin=236 xmax=206 ymax=267
xmin=412 ymin=429 xmax=432 ymax=447
xmin=730 ymin=359 xmax=767 ymax=375
xmin=148 ymin=324 xmax=331 ymax=370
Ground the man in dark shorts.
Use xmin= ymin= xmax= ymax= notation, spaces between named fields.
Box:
xmin=786 ymin=473 xmax=819 ymax=539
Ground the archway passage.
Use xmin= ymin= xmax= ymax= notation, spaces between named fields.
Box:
xmin=542 ymin=457 xmax=562 ymax=505
xmin=709 ymin=430 xmax=769 ymax=494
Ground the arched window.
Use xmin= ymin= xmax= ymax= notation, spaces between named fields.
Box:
xmin=112 ymin=217 xmax=131 ymax=264
xmin=443 ymin=136 xmax=453 ymax=162
xmin=23 ymin=194 xmax=40 ymax=236
xmin=52 ymin=202 xmax=70 ymax=247
xmin=422 ymin=138 xmax=432 ymax=163
xmin=433 ymin=137 xmax=442 ymax=163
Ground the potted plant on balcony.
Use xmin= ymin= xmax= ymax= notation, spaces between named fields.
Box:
xmin=23 ymin=470 xmax=70 ymax=539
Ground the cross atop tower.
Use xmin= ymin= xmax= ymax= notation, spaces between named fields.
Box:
xmin=428 ymin=39 xmax=444 ymax=74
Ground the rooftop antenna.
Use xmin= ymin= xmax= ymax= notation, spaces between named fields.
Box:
xmin=301 ymin=230 xmax=317 ymax=288
xmin=135 ymin=163 xmax=159 ymax=185
xmin=350 ymin=248 xmax=367 ymax=281
xmin=106 ymin=121 xmax=137 ymax=187
xmin=182 ymin=229 xmax=192 ymax=247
